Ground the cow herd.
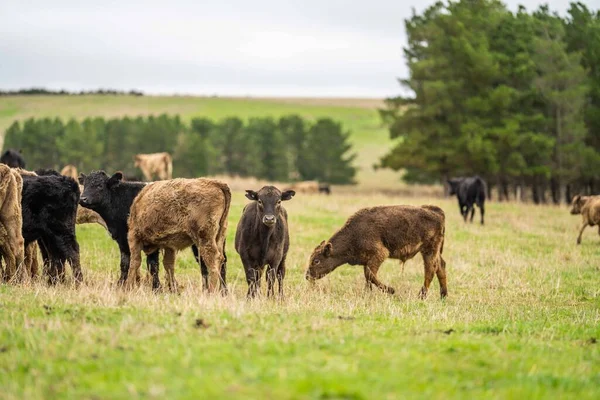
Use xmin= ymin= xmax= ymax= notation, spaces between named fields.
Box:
xmin=0 ymin=149 xmax=598 ymax=300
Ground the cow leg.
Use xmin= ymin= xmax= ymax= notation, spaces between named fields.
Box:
xmin=436 ymin=256 xmax=448 ymax=299
xmin=125 ymin=233 xmax=143 ymax=288
xmin=0 ymin=241 xmax=16 ymax=282
xmin=25 ymin=242 xmax=39 ymax=280
xmin=147 ymin=250 xmax=161 ymax=291
xmin=479 ymin=202 xmax=485 ymax=225
xmin=576 ymin=222 xmax=588 ymax=245
xmin=266 ymin=264 xmax=276 ymax=298
xmin=363 ymin=266 xmax=373 ymax=291
xmin=419 ymin=252 xmax=438 ymax=299
xmin=364 ymin=254 xmax=395 ymax=294
xmin=276 ymin=257 xmax=286 ymax=298
xmin=163 ymin=248 xmax=177 ymax=293
xmin=469 ymin=206 xmax=475 ymax=223
xmin=219 ymin=242 xmax=228 ymax=295
xmin=64 ymin=237 xmax=82 ymax=285
xmin=196 ymin=237 xmax=223 ymax=293
xmin=192 ymin=245 xmax=209 ymax=291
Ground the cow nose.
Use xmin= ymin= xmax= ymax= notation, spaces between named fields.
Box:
xmin=263 ymin=215 xmax=276 ymax=225
xmin=79 ymin=196 xmax=88 ymax=205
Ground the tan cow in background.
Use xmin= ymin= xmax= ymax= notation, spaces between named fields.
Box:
xmin=287 ymin=180 xmax=331 ymax=195
xmin=570 ymin=195 xmax=600 ymax=244
xmin=60 ymin=164 xmax=78 ymax=180
xmin=134 ymin=152 xmax=173 ymax=181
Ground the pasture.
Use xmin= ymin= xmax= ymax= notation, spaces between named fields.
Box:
xmin=1 ymin=192 xmax=599 ymax=399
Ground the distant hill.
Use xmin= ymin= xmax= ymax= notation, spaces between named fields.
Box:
xmin=0 ymin=95 xmax=401 ymax=188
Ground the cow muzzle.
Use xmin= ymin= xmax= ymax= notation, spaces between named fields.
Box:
xmin=262 ymin=214 xmax=276 ymax=227
xmin=79 ymin=197 xmax=89 ymax=206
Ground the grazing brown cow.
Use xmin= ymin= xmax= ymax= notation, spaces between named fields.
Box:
xmin=287 ymin=181 xmax=330 ymax=195
xmin=570 ymin=195 xmax=600 ymax=244
xmin=60 ymin=164 xmax=78 ymax=180
xmin=306 ymin=205 xmax=447 ymax=299
xmin=126 ymin=178 xmax=231 ymax=292
xmin=133 ymin=152 xmax=173 ymax=181
xmin=0 ymin=165 xmax=25 ymax=282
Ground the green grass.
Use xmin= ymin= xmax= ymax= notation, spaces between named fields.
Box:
xmin=1 ymin=193 xmax=599 ymax=399
xmin=0 ymin=95 xmax=401 ymax=188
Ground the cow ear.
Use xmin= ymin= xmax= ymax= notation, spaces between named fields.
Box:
xmin=78 ymin=173 xmax=87 ymax=185
xmin=573 ymin=195 xmax=580 ymax=203
xmin=245 ymin=190 xmax=258 ymax=201
xmin=281 ymin=190 xmax=295 ymax=201
xmin=107 ymin=172 xmax=123 ymax=187
xmin=323 ymin=242 xmax=333 ymax=257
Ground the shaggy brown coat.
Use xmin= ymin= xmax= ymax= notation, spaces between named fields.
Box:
xmin=0 ymin=165 xmax=25 ymax=281
xmin=570 ymin=195 xmax=600 ymax=244
xmin=60 ymin=164 xmax=78 ymax=180
xmin=126 ymin=178 xmax=231 ymax=292
xmin=306 ymin=205 xmax=447 ymax=299
xmin=133 ymin=152 xmax=173 ymax=181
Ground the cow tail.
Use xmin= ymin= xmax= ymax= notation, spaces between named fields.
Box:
xmin=476 ymin=177 xmax=487 ymax=204
xmin=216 ymin=183 xmax=232 ymax=254
xmin=165 ymin=153 xmax=173 ymax=180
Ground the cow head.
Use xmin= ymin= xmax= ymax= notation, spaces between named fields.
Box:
xmin=79 ymin=171 xmax=123 ymax=209
xmin=447 ymin=178 xmax=463 ymax=195
xmin=570 ymin=195 xmax=588 ymax=215
xmin=306 ymin=240 xmax=337 ymax=280
xmin=245 ymin=186 xmax=295 ymax=228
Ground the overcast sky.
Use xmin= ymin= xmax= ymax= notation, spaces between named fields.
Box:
xmin=0 ymin=0 xmax=577 ymax=97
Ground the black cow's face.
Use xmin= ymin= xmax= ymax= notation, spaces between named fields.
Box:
xmin=245 ymin=186 xmax=295 ymax=227
xmin=447 ymin=178 xmax=462 ymax=195
xmin=79 ymin=171 xmax=123 ymax=209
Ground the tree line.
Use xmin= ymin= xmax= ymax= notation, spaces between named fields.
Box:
xmin=3 ymin=114 xmax=357 ymax=184
xmin=379 ymin=0 xmax=600 ymax=204
xmin=0 ymin=88 xmax=144 ymax=96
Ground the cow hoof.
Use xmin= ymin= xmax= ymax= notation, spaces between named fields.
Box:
xmin=419 ymin=289 xmax=428 ymax=300
xmin=440 ymin=290 xmax=448 ymax=299
xmin=385 ymin=286 xmax=396 ymax=295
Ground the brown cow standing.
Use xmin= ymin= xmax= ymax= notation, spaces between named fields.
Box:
xmin=126 ymin=178 xmax=231 ymax=292
xmin=306 ymin=205 xmax=447 ymax=299
xmin=570 ymin=195 xmax=600 ymax=244
xmin=60 ymin=165 xmax=78 ymax=180
xmin=133 ymin=152 xmax=173 ymax=181
xmin=0 ymin=165 xmax=25 ymax=282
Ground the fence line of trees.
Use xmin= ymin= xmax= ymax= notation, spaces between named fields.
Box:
xmin=378 ymin=0 xmax=600 ymax=204
xmin=3 ymin=114 xmax=357 ymax=184
xmin=0 ymin=88 xmax=144 ymax=96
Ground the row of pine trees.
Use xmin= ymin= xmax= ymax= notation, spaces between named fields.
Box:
xmin=379 ymin=1 xmax=600 ymax=203
xmin=4 ymin=115 xmax=357 ymax=184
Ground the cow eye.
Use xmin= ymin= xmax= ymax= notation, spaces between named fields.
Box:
xmin=258 ymin=200 xmax=263 ymax=206
xmin=277 ymin=200 xmax=281 ymax=205
xmin=313 ymin=259 xmax=320 ymax=265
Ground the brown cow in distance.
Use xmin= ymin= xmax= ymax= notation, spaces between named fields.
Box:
xmin=0 ymin=165 xmax=25 ymax=282
xmin=287 ymin=181 xmax=330 ymax=195
xmin=306 ymin=205 xmax=447 ymax=299
xmin=134 ymin=152 xmax=173 ymax=181
xmin=60 ymin=164 xmax=78 ymax=180
xmin=126 ymin=178 xmax=231 ymax=292
xmin=570 ymin=195 xmax=600 ymax=244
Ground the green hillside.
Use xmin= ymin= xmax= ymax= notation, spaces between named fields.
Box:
xmin=0 ymin=96 xmax=402 ymax=188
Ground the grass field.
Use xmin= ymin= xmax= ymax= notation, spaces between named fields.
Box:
xmin=0 ymin=95 xmax=402 ymax=189
xmin=1 ymin=192 xmax=599 ymax=399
